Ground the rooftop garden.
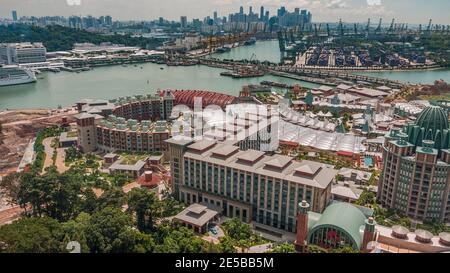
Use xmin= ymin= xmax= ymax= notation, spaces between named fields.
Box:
xmin=118 ymin=153 xmax=148 ymax=165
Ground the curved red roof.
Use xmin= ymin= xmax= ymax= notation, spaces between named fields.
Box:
xmin=164 ymin=90 xmax=237 ymax=109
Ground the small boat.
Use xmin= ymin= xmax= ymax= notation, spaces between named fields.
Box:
xmin=160 ymin=67 xmax=164 ymax=70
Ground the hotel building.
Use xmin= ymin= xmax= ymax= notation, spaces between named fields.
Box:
xmin=75 ymin=92 xmax=174 ymax=154
xmin=378 ymin=105 xmax=450 ymax=223
xmin=166 ymin=139 xmax=337 ymax=233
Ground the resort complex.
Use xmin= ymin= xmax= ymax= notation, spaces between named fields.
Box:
xmin=1 ymin=1 xmax=450 ymax=260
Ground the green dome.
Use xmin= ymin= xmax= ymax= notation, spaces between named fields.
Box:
xmin=415 ymin=106 xmax=449 ymax=137
xmin=307 ymin=202 xmax=366 ymax=249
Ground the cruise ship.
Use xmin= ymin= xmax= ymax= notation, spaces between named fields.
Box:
xmin=0 ymin=65 xmax=37 ymax=87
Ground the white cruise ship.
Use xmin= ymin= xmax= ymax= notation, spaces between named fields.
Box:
xmin=0 ymin=65 xmax=37 ymax=87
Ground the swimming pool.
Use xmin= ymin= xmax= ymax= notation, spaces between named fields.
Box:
xmin=364 ymin=156 xmax=374 ymax=167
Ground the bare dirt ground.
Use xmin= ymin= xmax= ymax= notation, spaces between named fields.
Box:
xmin=0 ymin=108 xmax=76 ymax=176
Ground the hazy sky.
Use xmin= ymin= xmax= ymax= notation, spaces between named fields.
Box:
xmin=1 ymin=0 xmax=450 ymax=24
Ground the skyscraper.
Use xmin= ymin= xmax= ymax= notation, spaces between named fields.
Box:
xmin=260 ymin=6 xmax=265 ymax=21
xmin=105 ymin=15 xmax=113 ymax=26
xmin=180 ymin=16 xmax=188 ymax=28
xmin=12 ymin=10 xmax=18 ymax=21
xmin=240 ymin=6 xmax=244 ymax=14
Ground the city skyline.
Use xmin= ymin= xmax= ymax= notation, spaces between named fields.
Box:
xmin=1 ymin=0 xmax=450 ymax=24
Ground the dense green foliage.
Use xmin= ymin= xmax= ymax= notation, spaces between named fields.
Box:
xmin=269 ymin=243 xmax=296 ymax=253
xmin=221 ymin=218 xmax=267 ymax=250
xmin=0 ymin=217 xmax=64 ymax=253
xmin=0 ymin=163 xmax=219 ymax=253
xmin=0 ymin=24 xmax=162 ymax=51
xmin=64 ymin=147 xmax=82 ymax=164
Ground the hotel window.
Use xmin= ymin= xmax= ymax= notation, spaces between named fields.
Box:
xmin=226 ymin=169 xmax=231 ymax=197
xmin=220 ymin=168 xmax=225 ymax=195
xmin=260 ymin=179 xmax=266 ymax=208
xmin=233 ymin=171 xmax=238 ymax=199
xmin=239 ymin=174 xmax=245 ymax=201
xmin=246 ymin=175 xmax=252 ymax=202
xmin=267 ymin=180 xmax=273 ymax=209
xmin=265 ymin=212 xmax=271 ymax=226
xmin=252 ymin=176 xmax=258 ymax=204
xmin=214 ymin=167 xmax=219 ymax=194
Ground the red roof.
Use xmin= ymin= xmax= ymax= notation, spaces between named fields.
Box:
xmin=165 ymin=90 xmax=237 ymax=109
xmin=337 ymin=151 xmax=354 ymax=157
xmin=137 ymin=172 xmax=163 ymax=189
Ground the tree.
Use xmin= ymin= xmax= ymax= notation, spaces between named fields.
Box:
xmin=218 ymin=236 xmax=237 ymax=253
xmin=16 ymin=167 xmax=83 ymax=221
xmin=61 ymin=212 xmax=91 ymax=253
xmin=330 ymin=246 xmax=360 ymax=253
xmin=307 ymin=245 xmax=329 ymax=253
xmin=221 ymin=218 xmax=265 ymax=250
xmin=222 ymin=218 xmax=253 ymax=241
xmin=0 ymin=217 xmax=64 ymax=253
xmin=112 ymin=173 xmax=130 ymax=187
xmin=84 ymin=207 xmax=153 ymax=253
xmin=127 ymin=188 xmax=159 ymax=232
xmin=65 ymin=147 xmax=82 ymax=164
xmin=152 ymin=223 xmax=209 ymax=253
xmin=96 ymin=187 xmax=126 ymax=210
xmin=0 ymin=172 xmax=22 ymax=205
xmin=270 ymin=243 xmax=296 ymax=253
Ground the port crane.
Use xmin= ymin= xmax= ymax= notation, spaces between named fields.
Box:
xmin=376 ymin=18 xmax=382 ymax=33
xmin=366 ymin=19 xmax=371 ymax=35
xmin=388 ymin=18 xmax=395 ymax=33
xmin=427 ymin=19 xmax=433 ymax=35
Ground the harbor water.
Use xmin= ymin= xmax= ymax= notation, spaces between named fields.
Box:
xmin=0 ymin=62 xmax=318 ymax=110
xmin=1 ymin=40 xmax=450 ymax=110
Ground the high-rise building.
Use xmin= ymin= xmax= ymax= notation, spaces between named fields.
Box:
xmin=0 ymin=43 xmax=46 ymax=65
xmin=240 ymin=6 xmax=244 ymax=14
xmin=12 ymin=10 xmax=18 ymax=21
xmin=105 ymin=15 xmax=113 ymax=26
xmin=277 ymin=6 xmax=286 ymax=17
xmin=180 ymin=16 xmax=188 ymax=28
xmin=260 ymin=6 xmax=265 ymax=21
xmin=377 ymin=105 xmax=450 ymax=223
xmin=166 ymin=139 xmax=337 ymax=233
xmin=213 ymin=11 xmax=218 ymax=21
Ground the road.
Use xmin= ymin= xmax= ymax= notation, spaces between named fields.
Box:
xmin=55 ymin=148 xmax=68 ymax=173
xmin=42 ymin=137 xmax=55 ymax=173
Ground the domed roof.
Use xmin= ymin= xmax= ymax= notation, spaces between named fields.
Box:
xmin=415 ymin=106 xmax=449 ymax=136
xmin=307 ymin=202 xmax=367 ymax=249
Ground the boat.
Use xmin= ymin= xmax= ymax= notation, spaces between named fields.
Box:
xmin=160 ymin=67 xmax=164 ymax=70
xmin=0 ymin=65 xmax=37 ymax=87
xmin=243 ymin=37 xmax=257 ymax=46
xmin=216 ymin=47 xmax=231 ymax=53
